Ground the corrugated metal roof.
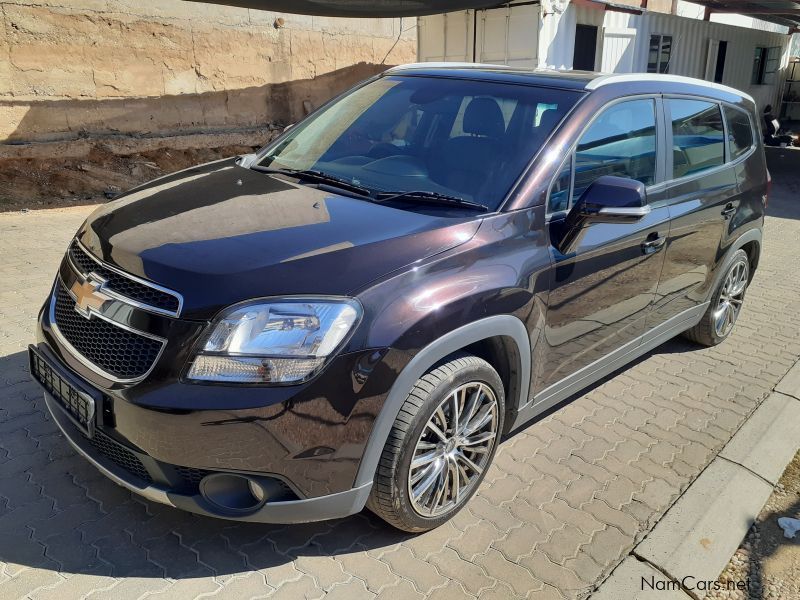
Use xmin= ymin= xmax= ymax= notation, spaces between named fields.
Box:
xmin=666 ymin=1 xmax=800 ymax=30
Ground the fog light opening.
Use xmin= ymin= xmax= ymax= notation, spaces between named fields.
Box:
xmin=200 ymin=474 xmax=266 ymax=514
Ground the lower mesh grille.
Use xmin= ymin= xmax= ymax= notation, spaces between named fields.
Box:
xmin=175 ymin=466 xmax=211 ymax=492
xmin=84 ymin=429 xmax=152 ymax=484
xmin=53 ymin=281 xmax=164 ymax=380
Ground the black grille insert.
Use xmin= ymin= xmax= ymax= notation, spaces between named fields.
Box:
xmin=175 ymin=466 xmax=211 ymax=493
xmin=53 ymin=281 xmax=164 ymax=381
xmin=84 ymin=429 xmax=152 ymax=484
xmin=68 ymin=241 xmax=180 ymax=315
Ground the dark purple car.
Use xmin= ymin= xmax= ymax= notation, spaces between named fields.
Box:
xmin=30 ymin=64 xmax=767 ymax=531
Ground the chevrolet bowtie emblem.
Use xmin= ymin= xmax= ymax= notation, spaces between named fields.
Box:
xmin=71 ymin=276 xmax=112 ymax=319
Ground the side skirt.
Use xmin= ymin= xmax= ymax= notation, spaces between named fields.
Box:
xmin=509 ymin=302 xmax=708 ymax=432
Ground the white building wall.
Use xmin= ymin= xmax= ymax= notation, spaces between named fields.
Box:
xmin=418 ymin=0 xmax=792 ymax=110
xmin=417 ymin=4 xmax=539 ymax=67
xmin=630 ymin=11 xmax=790 ymax=109
xmin=417 ymin=11 xmax=473 ymax=62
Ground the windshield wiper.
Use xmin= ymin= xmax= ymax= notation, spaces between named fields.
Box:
xmin=375 ymin=190 xmax=489 ymax=212
xmin=251 ymin=165 xmax=372 ymax=197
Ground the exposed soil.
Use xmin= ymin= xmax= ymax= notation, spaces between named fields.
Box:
xmin=0 ymin=142 xmax=261 ymax=212
xmin=706 ymin=450 xmax=800 ymax=600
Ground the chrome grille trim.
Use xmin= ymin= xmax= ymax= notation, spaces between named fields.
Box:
xmin=68 ymin=239 xmax=183 ymax=318
xmin=50 ymin=277 xmax=167 ymax=384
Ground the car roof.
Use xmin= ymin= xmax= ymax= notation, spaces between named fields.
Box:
xmin=385 ymin=63 xmax=754 ymax=104
xmin=385 ymin=63 xmax=598 ymax=91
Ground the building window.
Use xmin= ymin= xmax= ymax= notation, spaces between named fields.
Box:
xmin=752 ymin=46 xmax=780 ymax=85
xmin=647 ymin=34 xmax=672 ymax=73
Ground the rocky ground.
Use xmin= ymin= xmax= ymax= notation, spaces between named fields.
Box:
xmin=707 ymin=451 xmax=800 ymax=600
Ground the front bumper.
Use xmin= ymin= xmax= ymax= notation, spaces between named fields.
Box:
xmin=31 ymin=343 xmax=373 ymax=523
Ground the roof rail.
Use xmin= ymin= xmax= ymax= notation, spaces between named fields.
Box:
xmin=586 ymin=73 xmax=754 ymax=103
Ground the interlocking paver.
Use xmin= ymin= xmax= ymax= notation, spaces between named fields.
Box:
xmin=0 ymin=178 xmax=798 ymax=599
xmin=476 ymin=548 xmax=547 ymax=597
xmin=335 ymin=547 xmax=398 ymax=594
xmin=206 ymin=572 xmax=274 ymax=599
xmin=380 ymin=546 xmax=448 ymax=594
xmin=428 ymin=547 xmax=496 ymax=596
xmin=324 ymin=577 xmax=375 ymax=600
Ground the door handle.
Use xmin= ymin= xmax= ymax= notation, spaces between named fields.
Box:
xmin=721 ymin=203 xmax=736 ymax=219
xmin=641 ymin=235 xmax=666 ymax=255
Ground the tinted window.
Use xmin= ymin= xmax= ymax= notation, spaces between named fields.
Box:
xmin=572 ymin=99 xmax=657 ymax=204
xmin=668 ymin=99 xmax=724 ymax=178
xmin=724 ymin=106 xmax=754 ymax=160
xmin=259 ymin=76 xmax=580 ymax=211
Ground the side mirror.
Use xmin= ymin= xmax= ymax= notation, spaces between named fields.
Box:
xmin=572 ymin=175 xmax=649 ymax=220
xmin=557 ymin=176 xmax=650 ymax=255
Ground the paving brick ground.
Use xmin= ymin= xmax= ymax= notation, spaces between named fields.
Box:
xmin=1 ymin=177 xmax=798 ymax=599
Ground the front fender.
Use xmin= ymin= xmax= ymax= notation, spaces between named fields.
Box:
xmin=350 ymin=208 xmax=551 ymax=489
xmin=353 ymin=314 xmax=531 ymax=488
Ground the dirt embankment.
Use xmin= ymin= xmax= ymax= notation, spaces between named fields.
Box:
xmin=0 ymin=128 xmax=282 ymax=212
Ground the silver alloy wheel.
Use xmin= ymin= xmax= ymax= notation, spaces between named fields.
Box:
xmin=408 ymin=381 xmax=499 ymax=517
xmin=713 ymin=258 xmax=749 ymax=338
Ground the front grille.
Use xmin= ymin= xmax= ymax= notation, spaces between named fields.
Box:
xmin=30 ymin=351 xmax=93 ymax=428
xmin=68 ymin=241 xmax=180 ymax=315
xmin=84 ymin=429 xmax=152 ymax=484
xmin=53 ymin=281 xmax=164 ymax=380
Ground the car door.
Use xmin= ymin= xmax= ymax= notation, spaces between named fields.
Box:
xmin=537 ymin=97 xmax=671 ymax=394
xmin=647 ymin=97 xmax=738 ymax=327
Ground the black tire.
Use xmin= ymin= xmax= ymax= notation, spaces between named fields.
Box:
xmin=683 ymin=249 xmax=750 ymax=347
xmin=366 ymin=354 xmax=505 ymax=532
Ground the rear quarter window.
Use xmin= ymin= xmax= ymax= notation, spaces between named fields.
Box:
xmin=667 ymin=99 xmax=725 ymax=179
xmin=723 ymin=106 xmax=754 ymax=160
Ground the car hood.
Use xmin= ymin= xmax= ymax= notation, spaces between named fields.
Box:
xmin=77 ymin=158 xmax=482 ymax=319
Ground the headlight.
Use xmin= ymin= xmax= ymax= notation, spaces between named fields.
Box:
xmin=186 ymin=298 xmax=361 ymax=384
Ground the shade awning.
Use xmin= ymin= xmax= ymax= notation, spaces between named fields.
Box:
xmin=190 ymin=0 xmax=800 ymax=28
xmin=683 ymin=0 xmax=800 ymax=30
xmin=191 ymin=0 xmax=504 ymax=17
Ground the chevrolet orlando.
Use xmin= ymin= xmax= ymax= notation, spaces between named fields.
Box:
xmin=30 ymin=64 xmax=766 ymax=532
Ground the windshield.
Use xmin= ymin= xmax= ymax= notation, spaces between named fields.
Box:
xmin=257 ymin=75 xmax=581 ymax=211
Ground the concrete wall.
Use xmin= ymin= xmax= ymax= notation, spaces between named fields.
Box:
xmin=0 ymin=0 xmax=416 ymax=143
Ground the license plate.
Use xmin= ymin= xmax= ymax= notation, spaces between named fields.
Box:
xmin=29 ymin=345 xmax=98 ymax=437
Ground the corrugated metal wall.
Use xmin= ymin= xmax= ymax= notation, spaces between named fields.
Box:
xmin=418 ymin=1 xmax=792 ymax=109
xmin=543 ymin=4 xmax=791 ymax=108
xmin=417 ymin=4 xmax=538 ymax=66
xmin=417 ymin=11 xmax=473 ymax=61
xmin=632 ymin=12 xmax=790 ymax=109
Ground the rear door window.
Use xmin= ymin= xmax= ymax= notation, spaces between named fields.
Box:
xmin=723 ymin=106 xmax=754 ymax=160
xmin=667 ymin=99 xmax=725 ymax=178
xmin=572 ymin=98 xmax=657 ymax=205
